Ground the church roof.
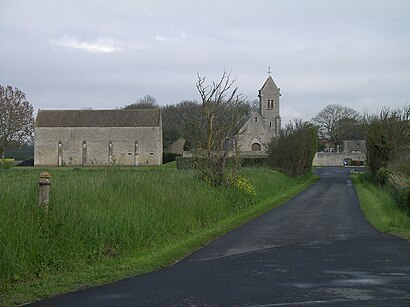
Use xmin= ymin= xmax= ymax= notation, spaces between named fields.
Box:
xmin=260 ymin=76 xmax=279 ymax=91
xmin=36 ymin=109 xmax=160 ymax=127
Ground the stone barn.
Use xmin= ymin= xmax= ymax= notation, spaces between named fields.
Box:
xmin=34 ymin=109 xmax=162 ymax=166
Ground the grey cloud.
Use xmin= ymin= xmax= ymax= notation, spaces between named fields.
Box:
xmin=0 ymin=0 xmax=409 ymax=126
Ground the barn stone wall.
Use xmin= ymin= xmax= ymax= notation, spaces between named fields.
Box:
xmin=34 ymin=126 xmax=162 ymax=166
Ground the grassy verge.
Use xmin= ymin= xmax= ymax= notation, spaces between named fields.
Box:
xmin=352 ymin=174 xmax=410 ymax=239
xmin=0 ymin=166 xmax=317 ymax=305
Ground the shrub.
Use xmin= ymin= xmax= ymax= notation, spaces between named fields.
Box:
xmin=363 ymin=106 xmax=410 ymax=185
xmin=240 ymin=156 xmax=268 ymax=167
xmin=163 ymin=152 xmax=179 ymax=164
xmin=395 ymin=188 xmax=410 ymax=213
xmin=176 ymin=156 xmax=269 ymax=170
xmin=268 ymin=119 xmax=317 ymax=177
xmin=176 ymin=157 xmax=195 ymax=169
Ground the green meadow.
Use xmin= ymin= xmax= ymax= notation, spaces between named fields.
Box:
xmin=0 ymin=163 xmax=316 ymax=305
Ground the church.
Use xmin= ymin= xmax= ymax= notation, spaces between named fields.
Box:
xmin=237 ymin=75 xmax=281 ymax=154
xmin=34 ymin=109 xmax=163 ymax=166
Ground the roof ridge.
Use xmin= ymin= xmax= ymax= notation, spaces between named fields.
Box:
xmin=36 ymin=109 xmax=160 ymax=128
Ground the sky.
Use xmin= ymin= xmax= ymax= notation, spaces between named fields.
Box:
xmin=0 ymin=0 xmax=409 ymax=124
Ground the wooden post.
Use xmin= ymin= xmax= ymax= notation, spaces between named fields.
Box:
xmin=38 ymin=172 xmax=51 ymax=212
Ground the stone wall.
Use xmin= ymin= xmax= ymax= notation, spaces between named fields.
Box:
xmin=34 ymin=126 xmax=162 ymax=166
xmin=313 ymin=152 xmax=366 ymax=167
xmin=237 ymin=112 xmax=274 ymax=152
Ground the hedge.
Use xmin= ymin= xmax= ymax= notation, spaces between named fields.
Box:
xmin=176 ymin=156 xmax=268 ymax=170
xmin=163 ymin=152 xmax=180 ymax=164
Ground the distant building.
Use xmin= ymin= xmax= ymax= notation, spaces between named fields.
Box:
xmin=343 ymin=140 xmax=366 ymax=154
xmin=237 ymin=76 xmax=281 ymax=154
xmin=319 ymin=139 xmax=336 ymax=153
xmin=34 ymin=109 xmax=162 ymax=166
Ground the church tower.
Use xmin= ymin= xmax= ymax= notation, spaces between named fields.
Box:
xmin=258 ymin=76 xmax=281 ymax=134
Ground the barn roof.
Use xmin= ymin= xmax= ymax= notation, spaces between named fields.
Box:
xmin=35 ymin=109 xmax=160 ymax=127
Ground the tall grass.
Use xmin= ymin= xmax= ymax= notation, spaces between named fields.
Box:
xmin=353 ymin=174 xmax=410 ymax=238
xmin=0 ymin=166 xmax=299 ymax=291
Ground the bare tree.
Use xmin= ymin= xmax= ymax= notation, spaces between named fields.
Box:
xmin=0 ymin=85 xmax=34 ymax=159
xmin=124 ymin=95 xmax=158 ymax=109
xmin=191 ymin=71 xmax=247 ymax=186
xmin=162 ymin=99 xmax=253 ymax=150
xmin=312 ymin=103 xmax=360 ymax=147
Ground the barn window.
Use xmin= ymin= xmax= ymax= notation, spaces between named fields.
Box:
xmin=82 ymin=141 xmax=87 ymax=166
xmin=251 ymin=143 xmax=261 ymax=151
xmin=58 ymin=141 xmax=63 ymax=166
xmin=108 ymin=141 xmax=113 ymax=164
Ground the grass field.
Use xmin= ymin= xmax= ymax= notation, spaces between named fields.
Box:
xmin=353 ymin=174 xmax=410 ymax=239
xmin=0 ymin=164 xmax=316 ymax=305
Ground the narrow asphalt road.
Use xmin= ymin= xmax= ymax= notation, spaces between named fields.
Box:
xmin=32 ymin=167 xmax=410 ymax=306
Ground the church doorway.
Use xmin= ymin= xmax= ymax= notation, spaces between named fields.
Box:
xmin=251 ymin=143 xmax=261 ymax=151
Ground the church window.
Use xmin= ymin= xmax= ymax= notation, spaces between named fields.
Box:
xmin=255 ymin=117 xmax=258 ymax=122
xmin=269 ymin=121 xmax=272 ymax=128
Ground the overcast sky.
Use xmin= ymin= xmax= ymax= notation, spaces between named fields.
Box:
xmin=1 ymin=0 xmax=409 ymax=124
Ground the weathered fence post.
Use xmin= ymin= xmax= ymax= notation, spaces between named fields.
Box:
xmin=38 ymin=172 xmax=51 ymax=212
